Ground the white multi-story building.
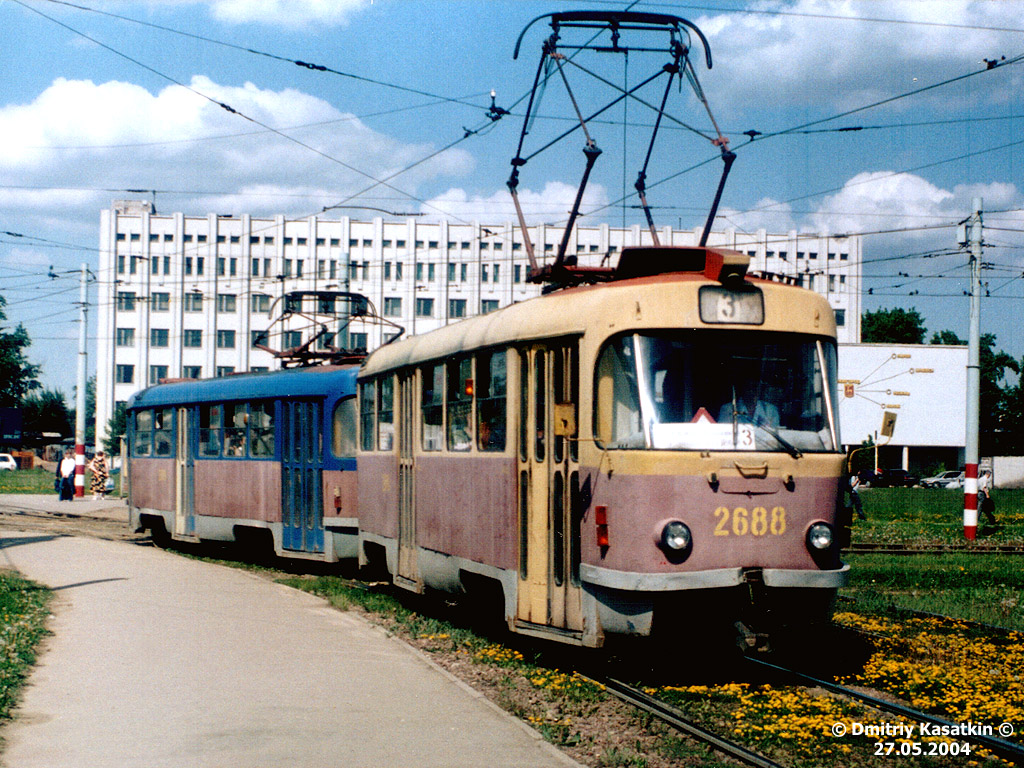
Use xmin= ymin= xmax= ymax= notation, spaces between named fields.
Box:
xmin=95 ymin=201 xmax=862 ymax=445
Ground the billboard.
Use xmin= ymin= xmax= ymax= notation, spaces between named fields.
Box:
xmin=837 ymin=344 xmax=967 ymax=448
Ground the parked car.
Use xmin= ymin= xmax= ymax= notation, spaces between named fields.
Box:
xmin=870 ymin=468 xmax=919 ymax=488
xmin=0 ymin=453 xmax=17 ymax=471
xmin=920 ymin=470 xmax=965 ymax=489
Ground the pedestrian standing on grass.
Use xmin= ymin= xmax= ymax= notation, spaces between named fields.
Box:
xmin=88 ymin=450 xmax=108 ymax=501
xmin=849 ymin=473 xmax=867 ymax=520
xmin=978 ymin=469 xmax=998 ymax=527
xmin=58 ymin=450 xmax=76 ymax=501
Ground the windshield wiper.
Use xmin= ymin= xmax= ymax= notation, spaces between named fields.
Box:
xmin=752 ymin=419 xmax=802 ymax=459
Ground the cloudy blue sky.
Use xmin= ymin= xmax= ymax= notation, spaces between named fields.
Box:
xmin=2 ymin=0 xmax=1023 ymax=394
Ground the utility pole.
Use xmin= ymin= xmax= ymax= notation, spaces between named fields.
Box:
xmin=74 ymin=262 xmax=89 ymax=498
xmin=963 ymin=198 xmax=983 ymax=540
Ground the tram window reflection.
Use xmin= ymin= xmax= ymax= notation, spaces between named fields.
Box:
xmin=447 ymin=358 xmax=473 ymax=452
xmin=378 ymin=376 xmax=395 ymax=451
xmin=224 ymin=403 xmax=248 ymax=457
xmin=332 ymin=396 xmax=357 ymax=458
xmin=477 ymin=351 xmax=506 ymax=452
xmin=199 ymin=404 xmax=222 ymax=456
xmin=153 ymin=408 xmax=174 ymax=456
xmin=359 ymin=381 xmax=375 ymax=451
xmin=251 ymin=401 xmax=275 ymax=457
xmin=421 ymin=365 xmax=443 ymax=451
xmin=134 ymin=409 xmax=152 ymax=456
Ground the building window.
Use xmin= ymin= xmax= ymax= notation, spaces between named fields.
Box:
xmin=217 ymin=294 xmax=237 ymax=313
xmin=217 ymin=258 xmax=226 ymax=276
xmin=447 ymin=263 xmax=456 ymax=282
xmin=251 ymin=330 xmax=268 ymax=348
xmin=252 ymin=258 xmax=260 ymax=277
xmin=251 ymin=294 xmax=270 ymax=313
xmin=416 ymin=263 xmax=424 ymax=281
xmin=428 ymin=263 xmax=435 ymax=281
xmin=115 ymin=328 xmax=135 ymax=347
xmin=149 ymin=365 xmax=168 ymax=385
xmin=117 ymin=255 xmax=125 ymax=274
xmin=835 ymin=309 xmax=846 ymax=327
xmin=383 ymin=297 xmax=402 ymax=317
xmin=183 ymin=329 xmax=202 ymax=348
xmin=150 ymin=328 xmax=169 ymax=348
xmin=449 ymin=298 xmax=466 ymax=318
xmin=384 ymin=262 xmax=392 ymax=280
xmin=197 ymin=257 xmax=204 ymax=275
xmin=115 ymin=364 xmax=134 ymax=384
xmin=395 ymin=263 xmax=403 ymax=280
xmin=840 ymin=252 xmax=849 ymax=261
xmin=151 ymin=293 xmax=169 ymax=312
xmin=184 ymin=293 xmax=203 ymax=312
xmin=514 ymin=265 xmax=522 ymax=283
xmin=185 ymin=257 xmax=193 ymax=275
xmin=217 ymin=330 xmax=236 ymax=349
xmin=283 ymin=330 xmax=302 ymax=348
xmin=481 ymin=299 xmax=499 ymax=314
xmin=481 ymin=264 xmax=489 ymax=282
xmin=350 ymin=332 xmax=367 ymax=350
xmin=493 ymin=264 xmax=500 ymax=282
xmin=415 ymin=298 xmax=434 ymax=318
xmin=216 ymin=366 xmax=235 ymax=377
xmin=183 ymin=366 xmax=202 ymax=379
xmin=460 ymin=264 xmax=467 ymax=282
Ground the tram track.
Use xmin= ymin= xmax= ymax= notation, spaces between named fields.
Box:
xmin=744 ymin=656 xmax=1024 ymax=765
xmin=846 ymin=542 xmax=1024 ymax=555
xmin=592 ymin=675 xmax=788 ymax=768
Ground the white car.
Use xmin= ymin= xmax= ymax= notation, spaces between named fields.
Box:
xmin=920 ymin=470 xmax=964 ymax=489
xmin=0 ymin=453 xmax=17 ymax=471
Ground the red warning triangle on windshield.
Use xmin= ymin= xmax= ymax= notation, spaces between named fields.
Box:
xmin=691 ymin=407 xmax=716 ymax=423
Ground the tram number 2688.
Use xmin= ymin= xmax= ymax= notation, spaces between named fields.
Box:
xmin=713 ymin=506 xmax=787 ymax=537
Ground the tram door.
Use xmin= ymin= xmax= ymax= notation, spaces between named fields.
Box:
xmin=395 ymin=371 xmax=420 ymax=588
xmin=173 ymin=407 xmax=195 ymax=537
xmin=281 ymin=400 xmax=324 ymax=553
xmin=516 ymin=344 xmax=583 ymax=636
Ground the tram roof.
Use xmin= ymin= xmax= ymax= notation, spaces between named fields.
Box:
xmin=127 ymin=365 xmax=359 ymax=410
xmin=361 ymin=270 xmax=835 ymax=377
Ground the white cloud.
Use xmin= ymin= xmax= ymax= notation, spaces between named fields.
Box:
xmin=717 ymin=198 xmax=798 ymax=235
xmin=695 ymin=0 xmax=1023 ymax=115
xmin=420 ymin=181 xmax=610 ymax=225
xmin=0 ymin=76 xmax=473 ymax=220
xmin=127 ymin=0 xmax=371 ymax=27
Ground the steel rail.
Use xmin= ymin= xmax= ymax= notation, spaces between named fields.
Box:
xmin=745 ymin=657 xmax=1024 ymax=765
xmin=846 ymin=543 xmax=1024 ymax=555
xmin=596 ymin=676 xmax=788 ymax=768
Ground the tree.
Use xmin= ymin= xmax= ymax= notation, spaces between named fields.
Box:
xmin=0 ymin=295 xmax=41 ymax=407
xmin=861 ymin=307 xmax=927 ymax=344
xmin=22 ymin=388 xmax=73 ymax=438
xmin=103 ymin=403 xmax=127 ymax=457
xmin=929 ymin=330 xmax=965 ymax=345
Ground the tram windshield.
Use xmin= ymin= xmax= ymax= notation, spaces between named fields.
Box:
xmin=595 ymin=331 xmax=839 ymax=453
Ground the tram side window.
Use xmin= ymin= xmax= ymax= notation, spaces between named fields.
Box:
xmin=332 ymin=396 xmax=357 ymax=458
xmin=378 ymin=376 xmax=394 ymax=451
xmin=359 ymin=381 xmax=375 ymax=451
xmin=447 ymin=358 xmax=473 ymax=451
xmin=134 ymin=410 xmax=152 ymax=456
xmin=153 ymin=408 xmax=174 ymax=456
xmin=199 ymin=404 xmax=223 ymax=456
xmin=421 ymin=364 xmax=444 ymax=451
xmin=594 ymin=338 xmax=642 ymax=448
xmin=250 ymin=402 xmax=274 ymax=457
xmin=476 ymin=351 xmax=506 ymax=451
xmin=224 ymin=403 xmax=248 ymax=457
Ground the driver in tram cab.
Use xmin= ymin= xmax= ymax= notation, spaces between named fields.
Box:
xmin=717 ymin=370 xmax=781 ymax=428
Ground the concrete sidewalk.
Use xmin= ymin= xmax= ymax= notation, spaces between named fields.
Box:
xmin=0 ymin=533 xmax=580 ymax=768
xmin=0 ymin=493 xmax=128 ymax=522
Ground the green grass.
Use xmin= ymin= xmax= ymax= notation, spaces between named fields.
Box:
xmin=842 ymin=552 xmax=1024 ymax=630
xmin=852 ymin=487 xmax=1024 ymax=546
xmin=0 ymin=571 xmax=52 ymax=720
xmin=0 ymin=468 xmax=121 ymax=496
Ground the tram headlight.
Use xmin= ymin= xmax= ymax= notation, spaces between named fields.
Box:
xmin=660 ymin=521 xmax=692 ymax=552
xmin=806 ymin=522 xmax=834 ymax=551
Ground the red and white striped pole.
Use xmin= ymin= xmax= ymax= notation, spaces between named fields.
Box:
xmin=963 ymin=199 xmax=982 ymax=540
xmin=74 ymin=262 xmax=89 ymax=499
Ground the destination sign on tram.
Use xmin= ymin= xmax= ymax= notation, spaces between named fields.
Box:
xmin=698 ymin=285 xmax=764 ymax=325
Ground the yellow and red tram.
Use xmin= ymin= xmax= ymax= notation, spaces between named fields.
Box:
xmin=356 ymin=246 xmax=849 ymax=648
